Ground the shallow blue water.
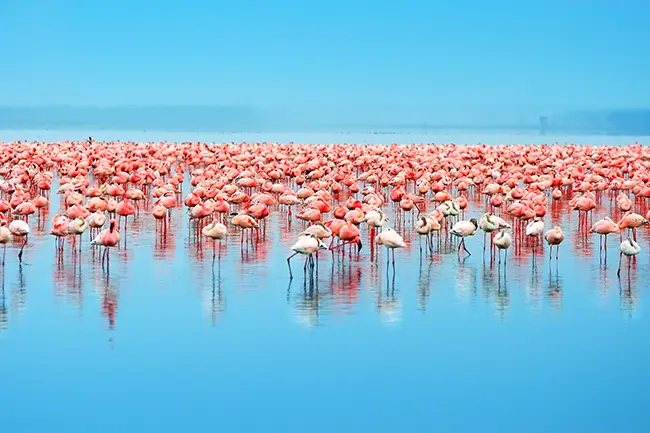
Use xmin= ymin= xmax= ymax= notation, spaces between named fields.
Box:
xmin=1 ymin=138 xmax=649 ymax=432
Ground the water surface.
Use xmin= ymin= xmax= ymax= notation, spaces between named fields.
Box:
xmin=0 ymin=133 xmax=649 ymax=433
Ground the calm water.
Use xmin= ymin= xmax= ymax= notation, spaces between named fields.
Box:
xmin=1 ymin=132 xmax=649 ymax=433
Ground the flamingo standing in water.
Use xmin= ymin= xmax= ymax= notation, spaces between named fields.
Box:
xmin=590 ymin=217 xmax=619 ymax=254
xmin=88 ymin=211 xmax=107 ymax=238
xmin=415 ymin=216 xmax=431 ymax=255
xmin=544 ymin=226 xmax=565 ymax=261
xmin=9 ymin=219 xmax=30 ymax=263
xmin=230 ymin=212 xmax=259 ymax=244
xmin=617 ymin=212 xmax=648 ymax=241
xmin=69 ymin=217 xmax=89 ymax=252
xmin=152 ymin=203 xmax=168 ymax=229
xmin=287 ymin=233 xmax=327 ymax=279
xmin=478 ymin=213 xmax=511 ymax=255
xmin=364 ymin=208 xmax=387 ymax=231
xmin=618 ymin=238 xmax=641 ymax=278
xmin=525 ymin=217 xmax=545 ymax=259
xmin=333 ymin=221 xmax=362 ymax=253
xmin=0 ymin=221 xmax=10 ymax=265
xmin=50 ymin=219 xmax=70 ymax=250
xmin=304 ymin=222 xmax=332 ymax=241
xmin=375 ymin=228 xmax=407 ymax=266
xmin=493 ymin=231 xmax=512 ymax=266
xmin=451 ymin=218 xmax=478 ymax=257
xmin=116 ymin=198 xmax=135 ymax=246
xmin=91 ymin=219 xmax=120 ymax=270
xmin=202 ymin=220 xmax=227 ymax=260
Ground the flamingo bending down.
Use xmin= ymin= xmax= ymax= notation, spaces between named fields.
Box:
xmin=618 ymin=238 xmax=641 ymax=277
xmin=9 ymin=219 xmax=30 ymax=263
xmin=450 ymin=218 xmax=478 ymax=257
xmin=287 ymin=233 xmax=327 ymax=279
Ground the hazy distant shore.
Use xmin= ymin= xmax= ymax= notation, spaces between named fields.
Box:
xmin=0 ymin=129 xmax=647 ymax=145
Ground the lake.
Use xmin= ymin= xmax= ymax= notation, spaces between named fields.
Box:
xmin=0 ymin=130 xmax=649 ymax=433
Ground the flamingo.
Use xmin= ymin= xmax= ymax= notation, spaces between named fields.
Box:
xmin=544 ymin=226 xmax=565 ymax=261
xmin=69 ymin=216 xmax=89 ymax=252
xmin=287 ymin=233 xmax=327 ymax=279
xmin=91 ymin=219 xmax=120 ymax=270
xmin=618 ymin=238 xmax=641 ymax=278
xmin=0 ymin=221 xmax=10 ymax=265
xmin=617 ymin=212 xmax=648 ymax=241
xmin=202 ymin=220 xmax=227 ymax=260
xmin=450 ymin=218 xmax=478 ymax=257
xmin=375 ymin=228 xmax=407 ymax=266
xmin=8 ymin=219 xmax=30 ymax=263
xmin=415 ymin=216 xmax=431 ymax=255
xmin=230 ymin=212 xmax=259 ymax=244
xmin=479 ymin=213 xmax=511 ymax=255
xmin=493 ymin=231 xmax=512 ymax=266
xmin=590 ymin=217 xmax=619 ymax=254
xmin=525 ymin=217 xmax=545 ymax=258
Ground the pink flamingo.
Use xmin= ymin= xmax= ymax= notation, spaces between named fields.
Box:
xmin=91 ymin=219 xmax=120 ymax=271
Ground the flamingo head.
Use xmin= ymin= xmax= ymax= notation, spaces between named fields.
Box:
xmin=354 ymin=236 xmax=363 ymax=252
xmin=109 ymin=218 xmax=116 ymax=231
xmin=470 ymin=218 xmax=478 ymax=228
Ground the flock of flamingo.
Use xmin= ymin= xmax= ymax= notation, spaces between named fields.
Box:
xmin=0 ymin=140 xmax=648 ymax=279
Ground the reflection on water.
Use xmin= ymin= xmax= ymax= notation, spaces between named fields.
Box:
xmin=0 ymin=271 xmax=7 ymax=331
xmin=11 ymin=264 xmax=27 ymax=316
xmin=202 ymin=264 xmax=226 ymax=326
xmin=1 ymin=156 xmax=650 ymax=433
xmin=0 ymin=184 xmax=647 ymax=334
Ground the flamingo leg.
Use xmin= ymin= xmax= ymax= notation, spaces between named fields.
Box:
xmin=287 ymin=252 xmax=298 ymax=279
xmin=483 ymin=232 xmax=487 ymax=256
xmin=18 ymin=237 xmax=27 ymax=263
xmin=462 ymin=238 xmax=471 ymax=256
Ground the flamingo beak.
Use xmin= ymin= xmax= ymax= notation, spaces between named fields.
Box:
xmin=357 ymin=239 xmax=363 ymax=252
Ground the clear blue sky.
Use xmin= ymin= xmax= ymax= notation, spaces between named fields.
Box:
xmin=2 ymin=0 xmax=649 ymax=119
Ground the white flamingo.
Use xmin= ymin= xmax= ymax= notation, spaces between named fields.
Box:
xmin=375 ymin=228 xmax=407 ymax=266
xmin=287 ymin=233 xmax=327 ymax=279
xmin=451 ymin=218 xmax=478 ymax=257
xmin=618 ymin=238 xmax=641 ymax=277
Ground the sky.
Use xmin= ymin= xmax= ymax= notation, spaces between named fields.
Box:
xmin=2 ymin=0 xmax=649 ymax=125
